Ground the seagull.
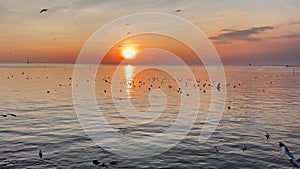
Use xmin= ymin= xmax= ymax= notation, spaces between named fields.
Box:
xmin=265 ymin=132 xmax=270 ymax=140
xmin=279 ymin=142 xmax=300 ymax=168
xmin=8 ymin=113 xmax=16 ymax=117
xmin=40 ymin=8 xmax=48 ymax=13
xmin=1 ymin=114 xmax=16 ymax=117
xmin=118 ymin=127 xmax=128 ymax=135
xmin=39 ymin=149 xmax=43 ymax=158
xmin=290 ymin=159 xmax=300 ymax=169
xmin=279 ymin=142 xmax=295 ymax=159
xmin=175 ymin=9 xmax=182 ymax=13
xmin=93 ymin=160 xmax=100 ymax=165
xmin=242 ymin=144 xmax=247 ymax=152
xmin=216 ymin=83 xmax=221 ymax=91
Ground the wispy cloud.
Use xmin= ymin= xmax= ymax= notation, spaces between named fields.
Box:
xmin=290 ymin=21 xmax=300 ymax=25
xmin=270 ymin=33 xmax=300 ymax=39
xmin=210 ymin=26 xmax=274 ymax=44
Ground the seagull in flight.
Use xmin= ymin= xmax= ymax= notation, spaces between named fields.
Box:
xmin=40 ymin=8 xmax=48 ymax=13
xmin=265 ymin=132 xmax=270 ymax=140
xmin=279 ymin=142 xmax=300 ymax=168
xmin=216 ymin=82 xmax=221 ymax=91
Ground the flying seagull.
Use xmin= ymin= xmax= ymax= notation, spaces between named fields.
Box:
xmin=279 ymin=142 xmax=300 ymax=168
xmin=40 ymin=8 xmax=48 ymax=13
xmin=216 ymin=82 xmax=221 ymax=91
xmin=265 ymin=132 xmax=270 ymax=140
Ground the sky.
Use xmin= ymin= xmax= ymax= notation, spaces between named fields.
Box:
xmin=0 ymin=0 xmax=299 ymax=65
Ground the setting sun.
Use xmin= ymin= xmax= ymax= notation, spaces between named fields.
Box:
xmin=122 ymin=48 xmax=137 ymax=59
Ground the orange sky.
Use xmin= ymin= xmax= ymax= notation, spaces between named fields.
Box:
xmin=102 ymin=34 xmax=201 ymax=65
xmin=0 ymin=0 xmax=300 ymax=65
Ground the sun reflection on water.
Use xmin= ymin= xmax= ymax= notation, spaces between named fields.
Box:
xmin=125 ymin=65 xmax=134 ymax=97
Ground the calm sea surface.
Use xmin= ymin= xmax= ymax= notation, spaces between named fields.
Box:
xmin=0 ymin=64 xmax=299 ymax=169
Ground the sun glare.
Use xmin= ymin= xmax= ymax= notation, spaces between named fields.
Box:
xmin=122 ymin=48 xmax=137 ymax=59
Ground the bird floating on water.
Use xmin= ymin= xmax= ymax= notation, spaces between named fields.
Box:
xmin=118 ymin=127 xmax=128 ymax=135
xmin=93 ymin=159 xmax=117 ymax=168
xmin=110 ymin=161 xmax=118 ymax=165
xmin=93 ymin=160 xmax=100 ymax=165
xmin=39 ymin=149 xmax=43 ymax=158
xmin=242 ymin=144 xmax=247 ymax=152
xmin=1 ymin=113 xmax=16 ymax=117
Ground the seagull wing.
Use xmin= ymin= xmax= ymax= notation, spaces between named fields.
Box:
xmin=281 ymin=146 xmax=295 ymax=160
xmin=286 ymin=151 xmax=295 ymax=160
xmin=296 ymin=158 xmax=300 ymax=164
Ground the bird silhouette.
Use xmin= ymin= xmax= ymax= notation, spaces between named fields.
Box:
xmin=39 ymin=149 xmax=43 ymax=158
xmin=93 ymin=160 xmax=100 ymax=165
xmin=216 ymin=83 xmax=221 ymax=91
xmin=1 ymin=113 xmax=16 ymax=117
xmin=242 ymin=144 xmax=247 ymax=152
xmin=40 ymin=9 xmax=48 ymax=13
xmin=279 ymin=142 xmax=300 ymax=168
xmin=265 ymin=132 xmax=270 ymax=140
xmin=118 ymin=128 xmax=128 ymax=135
xmin=7 ymin=113 xmax=16 ymax=117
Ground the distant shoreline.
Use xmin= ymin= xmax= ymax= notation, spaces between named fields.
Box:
xmin=0 ymin=62 xmax=299 ymax=67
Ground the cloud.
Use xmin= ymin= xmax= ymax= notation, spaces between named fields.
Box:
xmin=290 ymin=21 xmax=300 ymax=25
xmin=270 ymin=33 xmax=300 ymax=39
xmin=210 ymin=26 xmax=274 ymax=44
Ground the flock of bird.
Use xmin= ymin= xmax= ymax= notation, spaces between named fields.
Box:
xmin=0 ymin=7 xmax=297 ymax=167
xmin=212 ymin=133 xmax=300 ymax=168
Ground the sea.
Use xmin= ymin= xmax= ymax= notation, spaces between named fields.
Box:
xmin=0 ymin=64 xmax=299 ymax=169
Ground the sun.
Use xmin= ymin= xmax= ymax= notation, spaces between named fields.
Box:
xmin=122 ymin=48 xmax=137 ymax=59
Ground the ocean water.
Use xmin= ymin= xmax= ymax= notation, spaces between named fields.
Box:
xmin=0 ymin=64 xmax=299 ymax=169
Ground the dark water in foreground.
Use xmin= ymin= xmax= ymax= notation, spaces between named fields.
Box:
xmin=0 ymin=64 xmax=299 ymax=169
